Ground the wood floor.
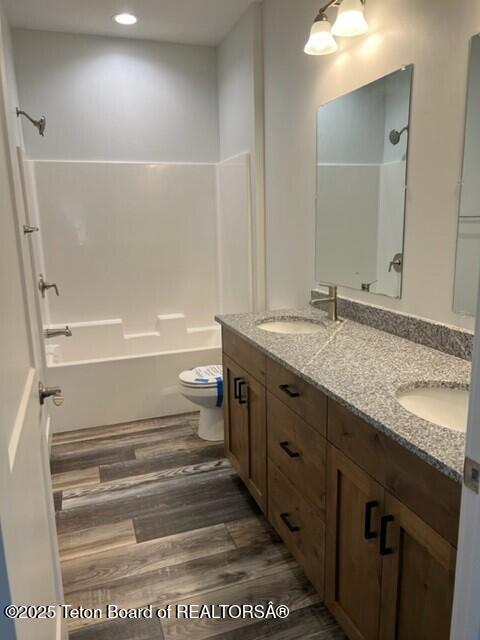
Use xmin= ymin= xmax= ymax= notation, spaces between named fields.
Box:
xmin=51 ymin=412 xmax=345 ymax=640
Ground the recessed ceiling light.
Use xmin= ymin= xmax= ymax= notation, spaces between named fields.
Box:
xmin=113 ymin=13 xmax=138 ymax=26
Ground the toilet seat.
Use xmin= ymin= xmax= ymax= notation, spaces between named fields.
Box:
xmin=179 ymin=365 xmax=223 ymax=389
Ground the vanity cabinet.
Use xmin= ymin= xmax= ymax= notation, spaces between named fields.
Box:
xmin=325 ymin=446 xmax=456 ymax=640
xmin=221 ymin=329 xmax=461 ymax=640
xmin=223 ymin=331 xmax=267 ymax=512
xmin=378 ymin=493 xmax=456 ymax=640
xmin=325 ymin=446 xmax=384 ymax=640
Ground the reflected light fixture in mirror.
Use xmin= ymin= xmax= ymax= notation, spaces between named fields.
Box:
xmin=305 ymin=0 xmax=368 ymax=56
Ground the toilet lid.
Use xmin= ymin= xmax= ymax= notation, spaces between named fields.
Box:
xmin=179 ymin=365 xmax=223 ymax=388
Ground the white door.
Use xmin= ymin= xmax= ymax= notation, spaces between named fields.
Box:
xmin=450 ymin=278 xmax=480 ymax=640
xmin=0 ymin=15 xmax=64 ymax=640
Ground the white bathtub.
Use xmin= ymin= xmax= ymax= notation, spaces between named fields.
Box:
xmin=45 ymin=317 xmax=221 ymax=432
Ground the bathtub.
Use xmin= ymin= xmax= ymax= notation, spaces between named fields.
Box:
xmin=45 ymin=316 xmax=221 ymax=432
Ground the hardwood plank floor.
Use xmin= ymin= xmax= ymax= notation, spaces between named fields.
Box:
xmin=52 ymin=412 xmax=344 ymax=639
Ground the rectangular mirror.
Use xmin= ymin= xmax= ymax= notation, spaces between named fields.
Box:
xmin=454 ymin=34 xmax=480 ymax=316
xmin=315 ymin=66 xmax=413 ymax=298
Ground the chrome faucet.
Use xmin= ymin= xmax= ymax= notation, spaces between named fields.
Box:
xmin=44 ymin=326 xmax=72 ymax=339
xmin=311 ymin=283 xmax=338 ymax=322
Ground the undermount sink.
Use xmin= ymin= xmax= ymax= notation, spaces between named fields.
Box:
xmin=257 ymin=318 xmax=325 ymax=335
xmin=396 ymin=385 xmax=470 ymax=432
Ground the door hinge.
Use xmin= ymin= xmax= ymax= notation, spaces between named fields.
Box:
xmin=464 ymin=457 xmax=480 ymax=494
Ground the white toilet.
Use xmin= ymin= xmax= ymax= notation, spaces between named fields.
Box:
xmin=178 ymin=365 xmax=224 ymax=441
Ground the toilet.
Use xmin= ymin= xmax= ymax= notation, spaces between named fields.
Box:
xmin=178 ymin=365 xmax=224 ymax=441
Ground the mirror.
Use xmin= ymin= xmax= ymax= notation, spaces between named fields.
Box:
xmin=454 ymin=34 xmax=480 ymax=316
xmin=315 ymin=66 xmax=413 ymax=298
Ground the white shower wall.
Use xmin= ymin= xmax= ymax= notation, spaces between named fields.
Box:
xmin=33 ymin=160 xmax=220 ymax=334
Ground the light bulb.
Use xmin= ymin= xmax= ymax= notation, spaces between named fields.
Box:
xmin=305 ymin=19 xmax=338 ymax=56
xmin=332 ymin=0 xmax=368 ymax=37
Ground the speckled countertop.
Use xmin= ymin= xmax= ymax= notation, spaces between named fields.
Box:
xmin=215 ymin=308 xmax=472 ymax=483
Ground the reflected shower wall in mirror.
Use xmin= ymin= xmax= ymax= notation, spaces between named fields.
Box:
xmin=315 ymin=66 xmax=413 ymax=298
xmin=454 ymin=34 xmax=480 ymax=316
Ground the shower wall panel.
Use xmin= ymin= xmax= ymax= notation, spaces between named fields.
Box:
xmin=32 ymin=160 xmax=219 ymax=335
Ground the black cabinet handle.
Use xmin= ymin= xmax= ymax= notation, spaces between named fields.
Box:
xmin=379 ymin=515 xmax=395 ymax=555
xmin=280 ymin=512 xmax=300 ymax=532
xmin=238 ymin=380 xmax=248 ymax=405
xmin=279 ymin=384 xmax=301 ymax=398
xmin=280 ymin=441 xmax=300 ymax=458
xmin=233 ymin=377 xmax=244 ymax=400
xmin=364 ymin=500 xmax=379 ymax=540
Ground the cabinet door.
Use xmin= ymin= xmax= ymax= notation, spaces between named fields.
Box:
xmin=223 ymin=354 xmax=248 ymax=477
xmin=244 ymin=371 xmax=267 ymax=511
xmin=326 ymin=445 xmax=384 ymax=640
xmin=223 ymin=354 xmax=267 ymax=512
xmin=378 ymin=493 xmax=456 ymax=640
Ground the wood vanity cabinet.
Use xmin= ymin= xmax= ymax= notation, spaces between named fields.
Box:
xmin=326 ymin=401 xmax=459 ymax=640
xmin=222 ymin=330 xmax=267 ymax=512
xmin=221 ymin=329 xmax=461 ymax=640
xmin=378 ymin=493 xmax=456 ymax=640
xmin=325 ymin=446 xmax=384 ymax=640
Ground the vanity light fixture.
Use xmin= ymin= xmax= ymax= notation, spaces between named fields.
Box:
xmin=113 ymin=13 xmax=138 ymax=25
xmin=305 ymin=0 xmax=368 ymax=56
xmin=304 ymin=14 xmax=338 ymax=55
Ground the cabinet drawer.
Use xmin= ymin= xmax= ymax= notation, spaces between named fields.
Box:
xmin=267 ymin=392 xmax=326 ymax=514
xmin=267 ymin=358 xmax=327 ymax=436
xmin=268 ymin=461 xmax=325 ymax=597
xmin=222 ymin=328 xmax=266 ymax=384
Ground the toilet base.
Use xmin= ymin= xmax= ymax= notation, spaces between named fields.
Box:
xmin=198 ymin=407 xmax=224 ymax=442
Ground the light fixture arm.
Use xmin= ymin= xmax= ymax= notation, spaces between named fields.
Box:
xmin=315 ymin=0 xmax=365 ymax=21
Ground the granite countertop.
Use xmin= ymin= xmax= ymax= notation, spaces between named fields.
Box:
xmin=215 ymin=307 xmax=472 ymax=483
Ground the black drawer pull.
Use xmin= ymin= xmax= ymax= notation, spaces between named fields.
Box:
xmin=238 ymin=380 xmax=248 ymax=405
xmin=279 ymin=384 xmax=301 ymax=398
xmin=380 ymin=515 xmax=395 ymax=555
xmin=364 ymin=500 xmax=379 ymax=540
xmin=280 ymin=512 xmax=300 ymax=533
xmin=280 ymin=441 xmax=300 ymax=458
xmin=233 ymin=377 xmax=244 ymax=400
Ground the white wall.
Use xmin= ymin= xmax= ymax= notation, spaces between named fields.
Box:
xmin=12 ymin=29 xmax=219 ymax=162
xmin=218 ymin=2 xmax=265 ymax=310
xmin=264 ymin=0 xmax=480 ymax=330
xmin=11 ymin=19 xmax=262 ymax=349
xmin=0 ymin=9 xmax=23 ymax=148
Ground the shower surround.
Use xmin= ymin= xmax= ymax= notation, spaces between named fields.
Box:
xmin=27 ymin=155 xmax=253 ymax=431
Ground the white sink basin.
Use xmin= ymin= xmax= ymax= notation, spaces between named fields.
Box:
xmin=396 ymin=386 xmax=469 ymax=432
xmin=257 ymin=319 xmax=324 ymax=335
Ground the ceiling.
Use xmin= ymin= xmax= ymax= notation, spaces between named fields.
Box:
xmin=4 ymin=0 xmax=258 ymax=46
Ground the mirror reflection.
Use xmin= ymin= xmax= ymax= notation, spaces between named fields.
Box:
xmin=454 ymin=34 xmax=480 ymax=316
xmin=315 ymin=66 xmax=413 ymax=298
